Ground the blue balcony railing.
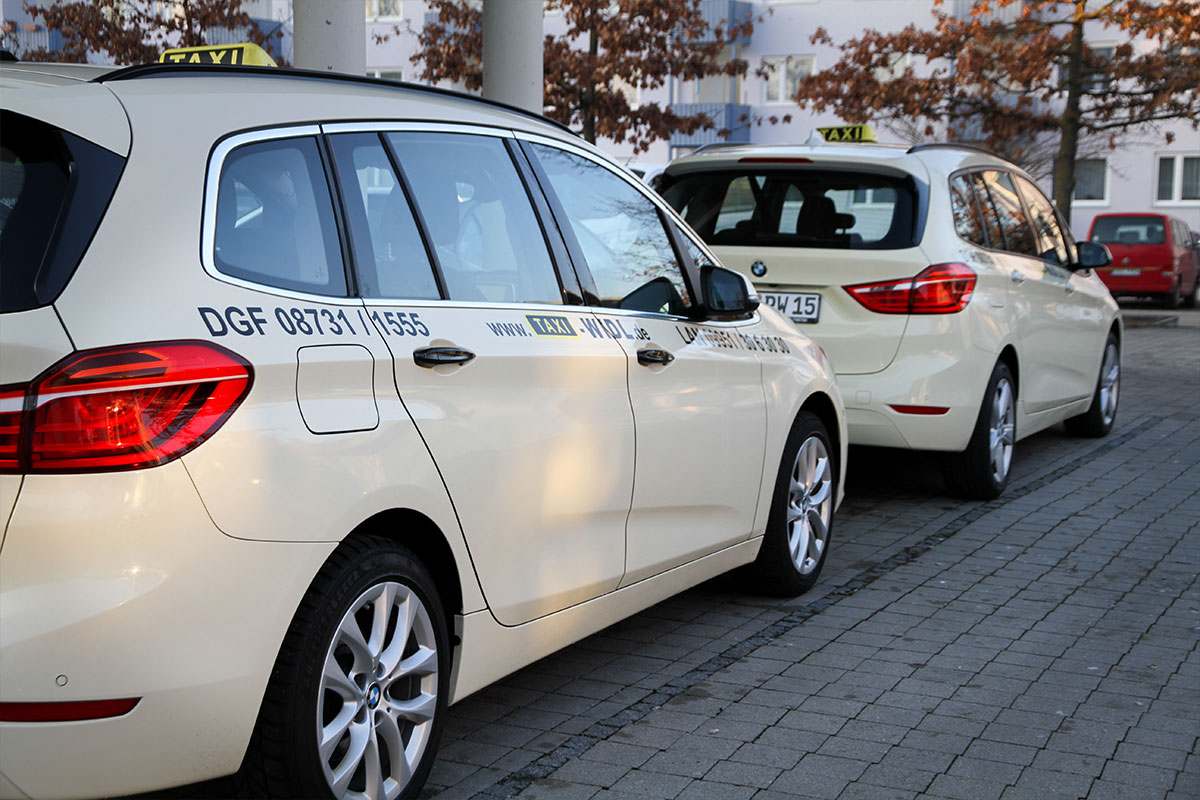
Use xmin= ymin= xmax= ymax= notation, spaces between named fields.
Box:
xmin=690 ymin=1 xmax=753 ymax=45
xmin=669 ymin=102 xmax=752 ymax=148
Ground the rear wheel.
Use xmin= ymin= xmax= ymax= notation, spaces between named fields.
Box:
xmin=1164 ymin=278 xmax=1182 ymax=309
xmin=243 ymin=536 xmax=449 ymax=800
xmin=749 ymin=412 xmax=835 ymax=596
xmin=1065 ymin=332 xmax=1120 ymax=438
xmin=1183 ymin=275 xmax=1199 ymax=309
xmin=943 ymin=361 xmax=1015 ymax=500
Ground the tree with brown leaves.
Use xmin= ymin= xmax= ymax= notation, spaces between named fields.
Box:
xmin=18 ymin=0 xmax=279 ymax=66
xmin=793 ymin=0 xmax=1200 ymax=218
xmin=413 ymin=0 xmax=779 ymax=153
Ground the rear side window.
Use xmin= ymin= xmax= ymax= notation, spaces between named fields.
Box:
xmin=949 ymin=174 xmax=988 ymax=247
xmin=385 ymin=132 xmax=563 ymax=305
xmin=1 ymin=111 xmax=125 ymax=312
xmin=213 ymin=137 xmax=347 ymax=296
xmin=660 ymin=169 xmax=918 ymax=250
xmin=1090 ymin=215 xmax=1166 ymax=245
xmin=980 ymin=171 xmax=1038 ymax=257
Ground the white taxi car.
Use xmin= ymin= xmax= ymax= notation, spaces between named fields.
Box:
xmin=659 ymin=140 xmax=1121 ymax=499
xmin=0 ymin=56 xmax=845 ymax=800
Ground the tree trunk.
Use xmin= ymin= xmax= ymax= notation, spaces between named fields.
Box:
xmin=1052 ymin=3 xmax=1086 ymax=220
xmin=581 ymin=15 xmax=599 ymax=143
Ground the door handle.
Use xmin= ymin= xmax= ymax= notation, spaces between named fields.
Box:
xmin=413 ymin=346 xmax=476 ymax=368
xmin=637 ymin=348 xmax=675 ymax=367
xmin=1010 ymin=271 xmax=1026 ymax=285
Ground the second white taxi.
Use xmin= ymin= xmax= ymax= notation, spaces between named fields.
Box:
xmin=659 ymin=140 xmax=1122 ymax=499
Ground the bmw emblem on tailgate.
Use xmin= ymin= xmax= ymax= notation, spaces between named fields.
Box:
xmin=751 ymin=260 xmax=767 ymax=277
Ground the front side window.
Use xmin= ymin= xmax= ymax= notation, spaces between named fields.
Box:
xmin=213 ymin=137 xmax=347 ymax=296
xmin=528 ymin=143 xmax=692 ymax=316
xmin=981 ymin=170 xmax=1038 ymax=257
xmin=661 ymin=169 xmax=918 ymax=250
xmin=763 ymin=55 xmax=815 ymax=104
xmin=1015 ymin=175 xmax=1071 ymax=265
xmin=387 ymin=132 xmax=562 ymax=304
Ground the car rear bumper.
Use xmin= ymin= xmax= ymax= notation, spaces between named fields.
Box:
xmin=0 ymin=466 xmax=333 ymax=800
xmin=1098 ymin=268 xmax=1177 ymax=295
xmin=836 ymin=317 xmax=999 ymax=453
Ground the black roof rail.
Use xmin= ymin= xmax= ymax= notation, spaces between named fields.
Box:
xmin=691 ymin=141 xmax=751 ymax=154
xmin=92 ymin=62 xmax=576 ymax=137
xmin=906 ymin=141 xmax=1009 ymax=161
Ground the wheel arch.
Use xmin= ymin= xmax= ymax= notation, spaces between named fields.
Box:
xmin=345 ymin=508 xmax=465 ymax=629
xmin=998 ymin=344 xmax=1019 ymax=397
xmin=800 ymin=390 xmax=841 ymax=470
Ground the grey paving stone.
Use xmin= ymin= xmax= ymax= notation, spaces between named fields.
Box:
xmin=608 ymin=769 xmax=692 ymax=799
xmin=675 ymin=779 xmax=757 ymax=800
xmin=925 ymin=773 xmax=1007 ymax=800
xmin=550 ymin=759 xmax=632 ymax=788
xmin=857 ymin=764 xmax=936 ymax=793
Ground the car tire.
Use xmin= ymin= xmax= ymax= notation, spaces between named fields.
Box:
xmin=943 ymin=361 xmax=1015 ymax=500
xmin=1183 ymin=276 xmax=1199 ymax=309
xmin=1164 ymin=278 xmax=1182 ymax=309
xmin=1064 ymin=331 xmax=1120 ymax=438
xmin=749 ymin=411 xmax=835 ymax=596
xmin=241 ymin=535 xmax=449 ymax=800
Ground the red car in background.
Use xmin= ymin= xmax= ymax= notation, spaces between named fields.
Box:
xmin=1088 ymin=212 xmax=1200 ymax=308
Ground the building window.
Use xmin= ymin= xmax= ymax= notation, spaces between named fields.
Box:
xmin=874 ymin=53 xmax=910 ymax=83
xmin=1082 ymin=44 xmax=1115 ymax=94
xmin=1074 ymin=158 xmax=1107 ymax=202
xmin=763 ymin=55 xmax=815 ymax=104
xmin=1156 ymin=154 xmax=1200 ymax=203
xmin=365 ymin=0 xmax=402 ymax=20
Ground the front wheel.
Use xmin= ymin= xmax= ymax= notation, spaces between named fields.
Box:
xmin=242 ymin=536 xmax=449 ymax=800
xmin=1064 ymin=332 xmax=1120 ymax=438
xmin=1163 ymin=279 xmax=1182 ymax=309
xmin=943 ymin=361 xmax=1016 ymax=500
xmin=749 ymin=412 xmax=836 ymax=596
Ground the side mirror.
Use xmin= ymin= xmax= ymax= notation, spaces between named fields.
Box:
xmin=701 ymin=264 xmax=759 ymax=319
xmin=1075 ymin=240 xmax=1112 ymax=270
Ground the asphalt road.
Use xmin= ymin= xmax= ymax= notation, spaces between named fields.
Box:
xmin=425 ymin=313 xmax=1199 ymax=800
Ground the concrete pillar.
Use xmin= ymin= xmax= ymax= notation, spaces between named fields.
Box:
xmin=482 ymin=0 xmax=544 ymax=113
xmin=293 ymin=0 xmax=365 ymax=75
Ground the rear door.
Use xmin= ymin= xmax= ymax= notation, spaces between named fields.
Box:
xmin=523 ymin=140 xmax=768 ymax=585
xmin=659 ymin=167 xmax=925 ymax=376
xmin=327 ymin=126 xmax=635 ymax=626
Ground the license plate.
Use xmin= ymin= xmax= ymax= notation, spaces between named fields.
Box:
xmin=760 ymin=292 xmax=821 ymax=323
xmin=1110 ymin=268 xmax=1140 ymax=276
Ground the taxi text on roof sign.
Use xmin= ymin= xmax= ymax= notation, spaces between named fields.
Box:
xmin=159 ymin=42 xmax=277 ymax=67
xmin=817 ymin=124 xmax=878 ymax=143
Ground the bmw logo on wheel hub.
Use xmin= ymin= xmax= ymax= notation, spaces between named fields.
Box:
xmin=367 ymin=684 xmax=381 ymax=709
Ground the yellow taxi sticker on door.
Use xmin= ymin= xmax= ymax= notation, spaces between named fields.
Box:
xmin=159 ymin=43 xmax=277 ymax=67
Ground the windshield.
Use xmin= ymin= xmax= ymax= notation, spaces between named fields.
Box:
xmin=660 ymin=169 xmax=918 ymax=250
xmin=1090 ymin=215 xmax=1166 ymax=245
xmin=0 ymin=111 xmax=125 ymax=312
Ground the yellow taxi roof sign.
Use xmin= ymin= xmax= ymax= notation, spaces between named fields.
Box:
xmin=816 ymin=124 xmax=878 ymax=143
xmin=159 ymin=42 xmax=277 ymax=67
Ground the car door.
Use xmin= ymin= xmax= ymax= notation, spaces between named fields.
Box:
xmin=977 ymin=170 xmax=1087 ymax=414
xmin=327 ymin=127 xmax=635 ymax=626
xmin=1013 ymin=174 xmax=1106 ymax=407
xmin=522 ymin=139 xmax=768 ymax=586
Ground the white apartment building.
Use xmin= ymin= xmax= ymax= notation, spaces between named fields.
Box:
xmin=3 ymin=0 xmax=1196 ymax=235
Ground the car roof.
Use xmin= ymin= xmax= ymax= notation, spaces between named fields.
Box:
xmin=664 ymin=140 xmax=1020 ymax=182
xmin=0 ymin=61 xmax=117 ymax=85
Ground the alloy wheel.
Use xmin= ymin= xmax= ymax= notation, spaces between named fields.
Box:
xmin=319 ymin=581 xmax=439 ymax=800
xmin=988 ymin=377 xmax=1016 ymax=484
xmin=786 ymin=436 xmax=833 ymax=575
xmin=1098 ymin=341 xmax=1120 ymax=426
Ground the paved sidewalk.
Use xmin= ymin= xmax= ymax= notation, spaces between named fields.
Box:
xmin=426 ymin=323 xmax=1200 ymax=800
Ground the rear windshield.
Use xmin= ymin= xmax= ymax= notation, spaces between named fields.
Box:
xmin=659 ymin=169 xmax=918 ymax=250
xmin=0 ymin=111 xmax=125 ymax=313
xmin=1090 ymin=216 xmax=1166 ymax=245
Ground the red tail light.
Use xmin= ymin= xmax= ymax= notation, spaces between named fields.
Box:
xmin=845 ymin=263 xmax=976 ymax=315
xmin=0 ymin=342 xmax=251 ymax=474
